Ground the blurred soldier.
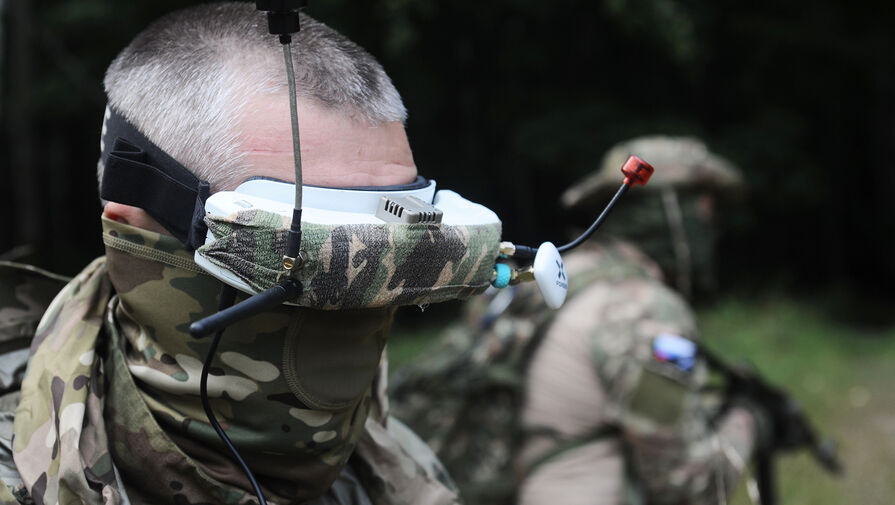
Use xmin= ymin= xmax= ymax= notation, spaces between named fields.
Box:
xmin=0 ymin=4 xmax=463 ymax=505
xmin=391 ymin=135 xmax=765 ymax=505
xmin=564 ymin=136 xmax=743 ymax=300
xmin=516 ymin=136 xmax=751 ymax=505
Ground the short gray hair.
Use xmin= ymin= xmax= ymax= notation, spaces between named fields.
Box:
xmin=99 ymin=2 xmax=406 ymax=192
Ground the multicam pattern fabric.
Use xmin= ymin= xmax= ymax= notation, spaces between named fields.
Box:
xmin=390 ymin=242 xmax=756 ymax=505
xmin=102 ymin=217 xmax=394 ymax=502
xmin=0 ymin=262 xmax=69 ymax=505
xmin=2 ymin=218 xmax=461 ymax=505
xmin=0 ymin=262 xmax=69 ymax=397
xmin=12 ymin=257 xmax=121 ymax=503
xmin=354 ymin=418 xmax=461 ymax=505
xmin=197 ymin=209 xmax=501 ymax=309
xmin=518 ymin=265 xmax=757 ymax=505
xmin=389 ymin=242 xmax=664 ymax=505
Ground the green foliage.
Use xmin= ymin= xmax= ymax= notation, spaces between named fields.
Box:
xmin=604 ymin=0 xmax=698 ymax=64
xmin=699 ymin=297 xmax=895 ymax=504
xmin=388 ymin=324 xmax=442 ymax=373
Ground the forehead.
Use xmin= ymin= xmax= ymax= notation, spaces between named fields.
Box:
xmin=236 ymin=95 xmax=417 ymax=188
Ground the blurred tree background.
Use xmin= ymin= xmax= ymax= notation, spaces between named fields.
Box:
xmin=2 ymin=1 xmax=894 ymax=502
xmin=2 ymin=0 xmax=894 ymax=308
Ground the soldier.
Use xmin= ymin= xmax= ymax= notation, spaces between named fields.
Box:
xmin=517 ymin=136 xmax=752 ymax=505
xmin=390 ymin=135 xmax=767 ymax=505
xmin=0 ymin=4 xmax=467 ymax=504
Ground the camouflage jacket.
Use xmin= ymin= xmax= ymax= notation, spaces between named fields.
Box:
xmin=0 ymin=259 xmax=459 ymax=505
xmin=0 ymin=262 xmax=71 ymax=504
xmin=390 ymin=242 xmax=758 ymax=505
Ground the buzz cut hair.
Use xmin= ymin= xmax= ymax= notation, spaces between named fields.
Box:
xmin=98 ymin=2 xmax=406 ymax=192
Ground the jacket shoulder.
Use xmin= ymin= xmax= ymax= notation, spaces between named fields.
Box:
xmin=0 ymin=262 xmax=69 ymax=505
xmin=0 ymin=262 xmax=69 ymax=350
xmin=0 ymin=394 xmax=28 ymax=505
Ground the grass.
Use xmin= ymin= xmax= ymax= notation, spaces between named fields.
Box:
xmin=388 ymin=295 xmax=895 ymax=504
xmin=699 ymin=297 xmax=895 ymax=505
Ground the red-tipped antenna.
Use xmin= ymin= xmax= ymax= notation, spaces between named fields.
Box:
xmin=622 ymin=155 xmax=654 ymax=187
xmin=551 ymin=156 xmax=651 ymax=253
xmin=504 ymin=155 xmax=655 ymax=259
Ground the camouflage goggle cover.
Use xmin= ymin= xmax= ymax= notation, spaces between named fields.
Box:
xmin=196 ymin=208 xmax=502 ymax=310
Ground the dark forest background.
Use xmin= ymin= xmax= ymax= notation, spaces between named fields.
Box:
xmin=2 ymin=0 xmax=894 ymax=318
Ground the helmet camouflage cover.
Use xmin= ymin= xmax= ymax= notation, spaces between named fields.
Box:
xmin=560 ymin=135 xmax=745 ymax=296
xmin=561 ymin=135 xmax=744 ymax=211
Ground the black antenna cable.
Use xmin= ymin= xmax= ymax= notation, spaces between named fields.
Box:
xmin=256 ymin=0 xmax=308 ymax=271
xmin=507 ymin=155 xmax=654 ymax=260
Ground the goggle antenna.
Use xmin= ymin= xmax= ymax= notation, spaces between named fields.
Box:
xmin=491 ymin=156 xmax=654 ymax=309
xmin=256 ymin=0 xmax=308 ymax=272
xmin=503 ymin=155 xmax=655 ymax=260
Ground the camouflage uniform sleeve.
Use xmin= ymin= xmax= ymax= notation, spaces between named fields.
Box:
xmin=353 ymin=417 xmax=462 ymax=505
xmin=518 ymin=279 xmax=758 ymax=505
xmin=0 ymin=396 xmax=29 ymax=505
xmin=588 ymin=280 xmax=758 ymax=504
xmin=0 ymin=262 xmax=69 ymax=504
xmin=0 ymin=483 xmax=22 ymax=505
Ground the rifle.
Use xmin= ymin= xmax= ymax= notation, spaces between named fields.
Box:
xmin=699 ymin=345 xmax=843 ymax=505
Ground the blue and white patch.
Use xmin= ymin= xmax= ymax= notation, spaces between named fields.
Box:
xmin=652 ymin=333 xmax=696 ymax=371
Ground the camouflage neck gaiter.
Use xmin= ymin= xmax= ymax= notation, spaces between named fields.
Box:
xmin=101 ymin=217 xmax=394 ymax=502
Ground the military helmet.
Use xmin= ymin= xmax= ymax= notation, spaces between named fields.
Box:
xmin=561 ymin=135 xmax=744 ymax=211
xmin=560 ymin=135 xmax=744 ymax=298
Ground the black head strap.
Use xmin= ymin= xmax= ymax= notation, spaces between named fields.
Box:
xmin=100 ymin=107 xmax=210 ymax=249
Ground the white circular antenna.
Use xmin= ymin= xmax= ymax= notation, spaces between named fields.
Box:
xmin=533 ymin=242 xmax=569 ymax=309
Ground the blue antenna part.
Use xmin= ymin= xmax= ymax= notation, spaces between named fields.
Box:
xmin=492 ymin=263 xmax=512 ymax=289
